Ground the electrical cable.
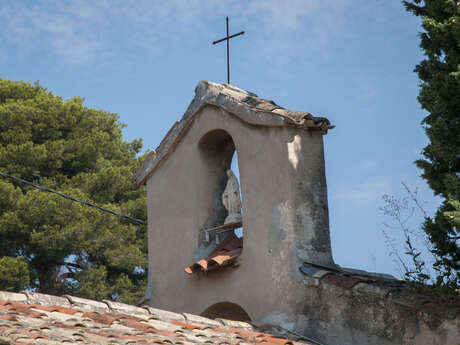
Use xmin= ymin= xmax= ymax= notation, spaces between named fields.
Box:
xmin=0 ymin=171 xmax=146 ymax=225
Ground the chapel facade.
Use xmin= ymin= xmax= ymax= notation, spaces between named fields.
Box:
xmin=134 ymin=81 xmax=458 ymax=345
xmin=134 ymin=81 xmax=334 ymax=322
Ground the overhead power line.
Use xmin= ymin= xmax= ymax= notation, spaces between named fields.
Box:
xmin=0 ymin=171 xmax=146 ymax=225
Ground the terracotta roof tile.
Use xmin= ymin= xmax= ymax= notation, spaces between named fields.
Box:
xmin=171 ymin=320 xmax=203 ymax=330
xmin=183 ymin=312 xmax=224 ymax=328
xmin=30 ymin=304 xmax=82 ymax=315
xmin=0 ymin=290 xmax=312 ymax=345
xmin=64 ymin=295 xmax=111 ymax=312
xmin=299 ymin=262 xmax=405 ymax=292
xmin=22 ymin=291 xmax=72 ymax=307
xmin=185 ymin=234 xmax=243 ymax=274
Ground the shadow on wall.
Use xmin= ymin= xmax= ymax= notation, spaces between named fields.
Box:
xmin=201 ymin=302 xmax=251 ymax=322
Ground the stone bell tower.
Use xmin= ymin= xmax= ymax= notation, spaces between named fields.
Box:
xmin=134 ymin=80 xmax=335 ymax=322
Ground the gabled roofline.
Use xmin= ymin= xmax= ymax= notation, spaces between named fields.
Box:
xmin=134 ymin=81 xmax=333 ymax=187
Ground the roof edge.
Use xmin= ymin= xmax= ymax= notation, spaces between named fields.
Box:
xmin=134 ymin=81 xmax=333 ymax=187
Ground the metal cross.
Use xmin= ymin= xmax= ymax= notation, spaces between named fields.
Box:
xmin=212 ymin=17 xmax=245 ymax=85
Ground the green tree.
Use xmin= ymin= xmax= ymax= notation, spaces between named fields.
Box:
xmin=404 ymin=0 xmax=460 ymax=287
xmin=0 ymin=78 xmax=147 ymax=303
xmin=0 ymin=257 xmax=30 ymax=291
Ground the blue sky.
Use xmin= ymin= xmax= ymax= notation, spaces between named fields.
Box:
xmin=0 ymin=1 xmax=439 ymax=277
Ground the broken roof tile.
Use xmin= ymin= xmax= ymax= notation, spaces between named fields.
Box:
xmin=185 ymin=234 xmax=243 ymax=274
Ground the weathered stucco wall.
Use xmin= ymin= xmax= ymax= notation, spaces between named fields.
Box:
xmin=144 ymin=104 xmax=333 ymax=322
xmin=286 ymin=272 xmax=459 ymax=345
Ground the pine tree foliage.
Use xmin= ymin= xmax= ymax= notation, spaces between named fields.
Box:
xmin=0 ymin=257 xmax=30 ymax=292
xmin=0 ymin=78 xmax=147 ymax=303
xmin=403 ymin=0 xmax=460 ymax=286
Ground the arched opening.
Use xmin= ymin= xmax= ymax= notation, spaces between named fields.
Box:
xmin=184 ymin=129 xmax=245 ymax=275
xmin=198 ymin=129 xmax=235 ymax=229
xmin=201 ymin=302 xmax=251 ymax=322
xmin=198 ymin=129 xmax=244 ymax=245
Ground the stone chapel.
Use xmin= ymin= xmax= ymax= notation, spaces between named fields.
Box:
xmin=134 ymin=81 xmax=458 ymax=345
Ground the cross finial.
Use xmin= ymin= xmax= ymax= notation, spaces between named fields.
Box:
xmin=212 ymin=17 xmax=245 ymax=85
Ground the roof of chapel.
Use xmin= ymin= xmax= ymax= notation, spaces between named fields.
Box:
xmin=134 ymin=81 xmax=333 ymax=187
xmin=0 ymin=290 xmax=315 ymax=345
